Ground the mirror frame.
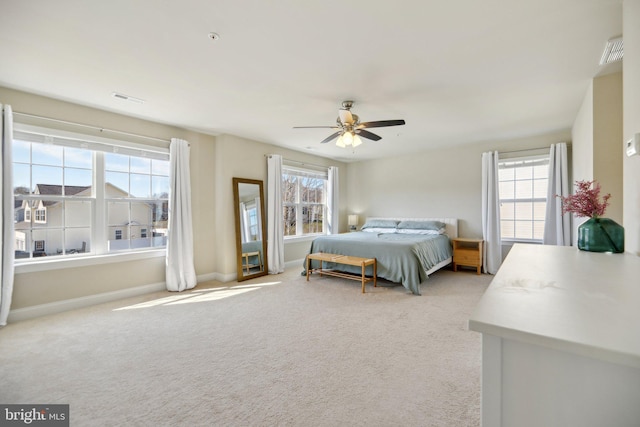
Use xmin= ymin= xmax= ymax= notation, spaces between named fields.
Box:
xmin=232 ymin=177 xmax=268 ymax=281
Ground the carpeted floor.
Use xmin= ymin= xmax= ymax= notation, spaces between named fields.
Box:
xmin=0 ymin=267 xmax=491 ymax=426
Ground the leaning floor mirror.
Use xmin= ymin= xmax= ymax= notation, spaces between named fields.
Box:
xmin=233 ymin=177 xmax=268 ymax=281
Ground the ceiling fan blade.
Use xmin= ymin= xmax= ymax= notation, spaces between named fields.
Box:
xmin=358 ymin=119 xmax=405 ymax=129
xmin=356 ymin=129 xmax=382 ymax=141
xmin=320 ymin=131 xmax=341 ymax=144
xmin=338 ymin=109 xmax=354 ymax=125
xmin=293 ymin=126 xmax=339 ymax=129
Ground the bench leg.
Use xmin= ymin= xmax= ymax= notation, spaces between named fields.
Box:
xmin=373 ymin=259 xmax=377 ymax=287
xmin=361 ymin=262 xmax=366 ymax=293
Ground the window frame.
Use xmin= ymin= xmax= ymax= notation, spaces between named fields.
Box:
xmin=34 ymin=208 xmax=46 ymax=223
xmin=12 ymin=123 xmax=170 ymax=269
xmin=281 ymin=164 xmax=329 ymax=240
xmin=498 ymin=154 xmax=550 ymax=244
xmin=34 ymin=240 xmax=45 ymax=252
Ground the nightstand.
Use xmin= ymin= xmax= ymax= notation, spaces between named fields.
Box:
xmin=452 ymin=238 xmax=483 ymax=274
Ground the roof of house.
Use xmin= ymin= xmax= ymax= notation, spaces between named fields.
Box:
xmin=35 ymin=184 xmax=91 ymax=196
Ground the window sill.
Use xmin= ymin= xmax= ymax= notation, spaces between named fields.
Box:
xmin=501 ymin=239 xmax=543 ymax=245
xmin=14 ymin=249 xmax=166 ymax=274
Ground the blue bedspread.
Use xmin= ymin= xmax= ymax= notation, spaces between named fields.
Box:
xmin=304 ymin=232 xmax=452 ymax=295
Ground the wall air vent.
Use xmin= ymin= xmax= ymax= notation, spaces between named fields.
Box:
xmin=600 ymin=36 xmax=623 ymax=65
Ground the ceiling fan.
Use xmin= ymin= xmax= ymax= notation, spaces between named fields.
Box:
xmin=293 ymin=100 xmax=405 ymax=148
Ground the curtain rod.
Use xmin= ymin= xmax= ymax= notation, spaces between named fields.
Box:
xmin=13 ymin=111 xmax=171 ymax=144
xmin=265 ymin=155 xmax=329 ymax=170
xmin=499 ymin=146 xmax=550 ymax=155
xmin=498 ymin=142 xmax=569 ymax=155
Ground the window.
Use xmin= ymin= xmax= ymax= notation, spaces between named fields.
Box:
xmin=245 ymin=204 xmax=258 ymax=241
xmin=498 ymin=156 xmax=549 ymax=242
xmin=34 ymin=240 xmax=45 ymax=252
xmin=35 ymin=208 xmax=46 ymax=223
xmin=13 ymin=124 xmax=170 ymax=262
xmin=104 ymin=151 xmax=169 ymax=251
xmin=282 ymin=165 xmax=328 ymax=238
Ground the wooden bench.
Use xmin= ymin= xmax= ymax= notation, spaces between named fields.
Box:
xmin=306 ymin=252 xmax=377 ymax=293
xmin=241 ymin=251 xmax=262 ymax=274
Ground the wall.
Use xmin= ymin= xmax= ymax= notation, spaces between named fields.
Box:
xmin=593 ymin=72 xmax=623 ymax=223
xmin=571 ymin=72 xmax=623 ymax=243
xmin=572 ymin=82 xmax=594 ymax=197
xmin=7 ymin=24 xmax=635 ymax=314
xmin=214 ymin=134 xmax=349 ymax=277
xmin=2 ymin=87 xmax=349 ymax=314
xmin=1 ymin=86 xmax=217 ymax=312
xmin=624 ymin=0 xmax=640 ymax=256
xmin=346 ymin=130 xmax=571 ymax=239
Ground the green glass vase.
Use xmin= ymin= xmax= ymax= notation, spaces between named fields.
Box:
xmin=577 ymin=217 xmax=624 ymax=253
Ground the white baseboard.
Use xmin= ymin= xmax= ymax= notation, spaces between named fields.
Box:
xmin=7 ymin=271 xmax=229 ymax=324
xmin=7 ymin=263 xmax=306 ymax=323
xmin=196 ymin=272 xmax=218 ymax=283
xmin=286 ymin=258 xmax=306 ymax=270
xmin=7 ymin=281 xmax=167 ymax=324
xmin=214 ymin=272 xmax=237 ymax=283
xmin=212 ymin=260 xmax=305 ymax=282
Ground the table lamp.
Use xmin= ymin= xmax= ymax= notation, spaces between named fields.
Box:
xmin=348 ymin=214 xmax=359 ymax=232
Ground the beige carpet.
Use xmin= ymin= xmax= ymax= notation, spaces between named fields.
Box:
xmin=0 ymin=267 xmax=491 ymax=426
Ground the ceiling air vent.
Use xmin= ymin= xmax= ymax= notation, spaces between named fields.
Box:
xmin=111 ymin=92 xmax=145 ymax=104
xmin=600 ymin=36 xmax=623 ymax=65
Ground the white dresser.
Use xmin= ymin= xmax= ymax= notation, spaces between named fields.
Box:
xmin=469 ymin=244 xmax=640 ymax=427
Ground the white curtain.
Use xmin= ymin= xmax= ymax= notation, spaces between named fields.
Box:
xmin=165 ymin=138 xmax=197 ymax=292
xmin=239 ymin=202 xmax=249 ymax=242
xmin=267 ymin=155 xmax=284 ymax=274
xmin=327 ymin=166 xmax=339 ymax=234
xmin=482 ymin=151 xmax=502 ymax=274
xmin=254 ymin=196 xmax=262 ymax=241
xmin=0 ymin=104 xmax=15 ymax=326
xmin=543 ymin=142 xmax=571 ymax=246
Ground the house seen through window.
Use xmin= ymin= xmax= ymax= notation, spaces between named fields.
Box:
xmin=498 ymin=155 xmax=549 ymax=242
xmin=13 ymin=125 xmax=170 ymax=261
xmin=282 ymin=165 xmax=328 ymax=238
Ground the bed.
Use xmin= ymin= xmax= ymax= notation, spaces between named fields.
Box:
xmin=304 ymin=217 xmax=458 ymax=295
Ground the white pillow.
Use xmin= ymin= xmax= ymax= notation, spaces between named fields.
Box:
xmin=396 ymin=228 xmax=445 ymax=235
xmin=361 ymin=227 xmax=398 ymax=233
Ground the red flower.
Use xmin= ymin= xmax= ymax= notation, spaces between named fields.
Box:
xmin=559 ymin=180 xmax=611 ymax=218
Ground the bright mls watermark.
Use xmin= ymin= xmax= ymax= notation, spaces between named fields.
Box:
xmin=1 ymin=405 xmax=69 ymax=426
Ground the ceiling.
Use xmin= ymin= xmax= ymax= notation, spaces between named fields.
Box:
xmin=0 ymin=0 xmax=623 ymax=162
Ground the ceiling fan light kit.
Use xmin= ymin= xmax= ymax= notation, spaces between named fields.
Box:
xmin=293 ymin=100 xmax=405 ymax=149
xmin=335 ymin=132 xmax=363 ymax=148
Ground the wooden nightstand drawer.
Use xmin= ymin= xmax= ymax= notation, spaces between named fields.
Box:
xmin=454 ymin=249 xmax=480 ymax=264
xmin=452 ymin=238 xmax=483 ymax=275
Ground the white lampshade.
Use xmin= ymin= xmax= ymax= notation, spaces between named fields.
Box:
xmin=348 ymin=214 xmax=359 ymax=226
xmin=336 ymin=135 xmax=346 ymax=148
xmin=352 ymin=134 xmax=362 ymax=147
xmin=342 ymin=132 xmax=353 ymax=146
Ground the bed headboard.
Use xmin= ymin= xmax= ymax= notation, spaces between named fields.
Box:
xmin=366 ymin=217 xmax=458 ymax=239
